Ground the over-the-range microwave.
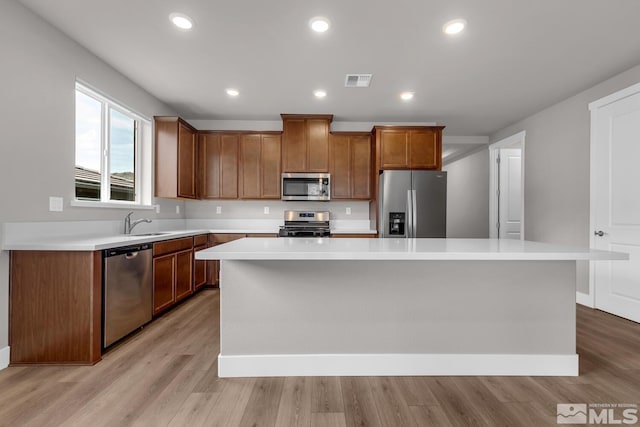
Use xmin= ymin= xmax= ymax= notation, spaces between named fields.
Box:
xmin=281 ymin=173 xmax=330 ymax=201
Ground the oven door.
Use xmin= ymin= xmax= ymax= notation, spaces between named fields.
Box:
xmin=281 ymin=173 xmax=330 ymax=201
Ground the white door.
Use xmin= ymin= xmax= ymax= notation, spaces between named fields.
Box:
xmin=489 ymin=131 xmax=525 ymax=239
xmin=498 ymin=148 xmax=522 ymax=240
xmin=591 ymin=85 xmax=640 ymax=322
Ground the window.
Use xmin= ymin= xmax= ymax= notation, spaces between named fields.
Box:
xmin=74 ymin=82 xmax=152 ymax=206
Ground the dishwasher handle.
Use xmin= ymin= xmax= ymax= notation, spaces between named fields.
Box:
xmin=104 ymin=243 xmax=152 ymax=258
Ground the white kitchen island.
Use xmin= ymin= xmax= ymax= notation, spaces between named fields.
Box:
xmin=195 ymin=238 xmax=627 ymax=378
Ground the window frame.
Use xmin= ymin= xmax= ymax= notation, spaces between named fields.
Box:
xmin=73 ymin=81 xmax=153 ymax=209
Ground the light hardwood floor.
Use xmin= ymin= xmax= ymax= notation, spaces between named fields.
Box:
xmin=1 ymin=289 xmax=639 ymax=426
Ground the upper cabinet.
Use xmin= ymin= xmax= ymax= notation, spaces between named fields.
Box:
xmin=330 ymin=132 xmax=372 ymax=199
xmin=281 ymin=114 xmax=333 ymax=172
xmin=238 ymin=133 xmax=282 ymax=199
xmin=373 ymin=126 xmax=444 ymax=171
xmin=155 ymin=117 xmax=197 ymax=199
xmin=198 ymin=132 xmax=239 ymax=199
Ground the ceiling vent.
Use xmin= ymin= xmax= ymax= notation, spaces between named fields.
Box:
xmin=345 ymin=74 xmax=373 ymax=88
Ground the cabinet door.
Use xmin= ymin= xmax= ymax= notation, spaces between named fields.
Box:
xmin=220 ymin=134 xmax=239 ymax=198
xmin=329 ymin=134 xmax=351 ymax=199
xmin=351 ymin=135 xmax=372 ymax=199
xmin=282 ymin=118 xmax=307 ymax=172
xmin=261 ymin=135 xmax=281 ymax=198
xmin=306 ymin=119 xmax=330 ymax=172
xmin=153 ymin=254 xmax=175 ymax=315
xmin=194 ymin=245 xmax=207 ymax=290
xmin=239 ymin=134 xmax=261 ymax=199
xmin=409 ymin=129 xmax=440 ymax=170
xmin=199 ymin=133 xmax=221 ymax=199
xmin=175 ymin=250 xmax=193 ymax=302
xmin=177 ymin=123 xmax=197 ymax=198
xmin=379 ymin=130 xmax=409 ymax=169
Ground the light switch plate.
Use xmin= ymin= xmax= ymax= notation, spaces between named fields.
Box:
xmin=216 ymin=206 xmax=222 ymax=214
xmin=176 ymin=205 xmax=180 ymax=214
xmin=264 ymin=206 xmax=270 ymax=215
xmin=155 ymin=204 xmax=160 ymax=214
xmin=49 ymin=196 xmax=63 ymax=212
xmin=346 ymin=207 xmax=352 ymax=215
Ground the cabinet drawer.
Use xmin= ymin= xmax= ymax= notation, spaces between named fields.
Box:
xmin=193 ymin=234 xmax=208 ymax=246
xmin=246 ymin=233 xmax=278 ymax=238
xmin=153 ymin=237 xmax=193 ymax=257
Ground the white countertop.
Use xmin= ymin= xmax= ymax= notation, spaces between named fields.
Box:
xmin=3 ymin=230 xmax=211 ymax=251
xmin=2 ymin=228 xmax=376 ymax=251
xmin=195 ymin=237 xmax=629 ymax=261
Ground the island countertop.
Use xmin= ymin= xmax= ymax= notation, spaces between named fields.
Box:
xmin=195 ymin=237 xmax=628 ymax=261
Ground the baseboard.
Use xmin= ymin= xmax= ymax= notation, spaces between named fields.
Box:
xmin=0 ymin=346 xmax=9 ymax=370
xmin=218 ymin=353 xmax=579 ymax=378
xmin=576 ymin=291 xmax=594 ymax=308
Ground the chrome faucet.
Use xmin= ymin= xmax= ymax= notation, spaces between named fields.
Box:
xmin=124 ymin=211 xmax=152 ymax=234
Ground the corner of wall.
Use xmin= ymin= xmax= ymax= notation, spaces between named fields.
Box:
xmin=0 ymin=346 xmax=9 ymax=370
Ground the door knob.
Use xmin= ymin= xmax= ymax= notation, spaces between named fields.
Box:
xmin=594 ymin=230 xmax=606 ymax=237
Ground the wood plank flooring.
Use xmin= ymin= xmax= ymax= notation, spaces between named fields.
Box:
xmin=1 ymin=289 xmax=639 ymax=426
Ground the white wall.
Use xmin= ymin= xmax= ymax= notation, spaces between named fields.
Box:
xmin=0 ymin=1 xmax=177 ymax=355
xmin=443 ymin=149 xmax=490 ymax=238
xmin=490 ymin=63 xmax=640 ymax=294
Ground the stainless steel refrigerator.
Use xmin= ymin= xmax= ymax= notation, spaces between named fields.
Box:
xmin=378 ymin=170 xmax=447 ymax=238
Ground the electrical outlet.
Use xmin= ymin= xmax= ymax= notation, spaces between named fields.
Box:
xmin=155 ymin=204 xmax=160 ymax=214
xmin=49 ymin=196 xmax=63 ymax=212
xmin=175 ymin=205 xmax=180 ymax=214
xmin=216 ymin=206 xmax=222 ymax=214
xmin=346 ymin=207 xmax=352 ymax=215
xmin=264 ymin=206 xmax=270 ymax=215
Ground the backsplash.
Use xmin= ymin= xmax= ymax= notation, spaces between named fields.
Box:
xmin=184 ymin=200 xmax=370 ymax=221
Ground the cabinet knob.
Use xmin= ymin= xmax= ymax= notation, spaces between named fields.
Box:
xmin=594 ymin=230 xmax=606 ymax=237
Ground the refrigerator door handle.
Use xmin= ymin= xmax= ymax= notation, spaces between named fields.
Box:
xmin=412 ymin=189 xmax=418 ymax=238
xmin=407 ymin=189 xmax=413 ymax=238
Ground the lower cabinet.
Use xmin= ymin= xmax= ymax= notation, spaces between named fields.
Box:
xmin=152 ymin=237 xmax=194 ymax=316
xmin=193 ymin=234 xmax=208 ymax=290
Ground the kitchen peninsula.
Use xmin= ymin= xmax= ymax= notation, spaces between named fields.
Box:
xmin=195 ymin=237 xmax=627 ymax=378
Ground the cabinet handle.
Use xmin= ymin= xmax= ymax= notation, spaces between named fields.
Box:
xmin=594 ymin=230 xmax=606 ymax=237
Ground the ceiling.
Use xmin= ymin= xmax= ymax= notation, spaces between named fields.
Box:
xmin=17 ymin=0 xmax=640 ymax=136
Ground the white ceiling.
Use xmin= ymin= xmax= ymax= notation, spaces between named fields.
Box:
xmin=17 ymin=0 xmax=640 ymax=136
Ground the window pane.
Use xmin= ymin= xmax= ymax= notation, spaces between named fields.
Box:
xmin=75 ymin=91 xmax=102 ymax=200
xmin=109 ymin=109 xmax=135 ymax=201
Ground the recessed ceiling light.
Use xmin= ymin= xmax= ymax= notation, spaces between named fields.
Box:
xmin=314 ymin=89 xmax=327 ymax=98
xmin=400 ymin=92 xmax=414 ymax=101
xmin=226 ymin=88 xmax=239 ymax=97
xmin=169 ymin=13 xmax=194 ymax=30
xmin=443 ymin=18 xmax=467 ymax=35
xmin=309 ymin=17 xmax=330 ymax=33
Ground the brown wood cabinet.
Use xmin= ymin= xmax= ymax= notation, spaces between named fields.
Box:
xmin=193 ymin=234 xmax=208 ymax=291
xmin=373 ymin=126 xmax=444 ymax=171
xmin=198 ymin=132 xmax=239 ymax=199
xmin=329 ymin=132 xmax=372 ymax=199
xmin=9 ymin=251 xmax=102 ymax=365
xmin=153 ymin=237 xmax=194 ymax=315
xmin=238 ymin=133 xmax=282 ymax=199
xmin=155 ymin=116 xmax=197 ymax=199
xmin=281 ymin=114 xmax=333 ymax=172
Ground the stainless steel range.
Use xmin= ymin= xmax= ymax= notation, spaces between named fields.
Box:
xmin=278 ymin=210 xmax=331 ymax=237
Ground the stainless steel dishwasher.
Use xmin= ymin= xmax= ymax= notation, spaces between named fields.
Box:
xmin=103 ymin=243 xmax=153 ymax=348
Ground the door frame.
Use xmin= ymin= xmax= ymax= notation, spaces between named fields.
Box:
xmin=488 ymin=131 xmax=526 ymax=239
xmin=586 ymin=81 xmax=640 ymax=308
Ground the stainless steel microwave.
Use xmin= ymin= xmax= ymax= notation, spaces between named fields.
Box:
xmin=281 ymin=173 xmax=330 ymax=201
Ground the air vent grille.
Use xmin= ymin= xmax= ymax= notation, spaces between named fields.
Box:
xmin=345 ymin=74 xmax=373 ymax=87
